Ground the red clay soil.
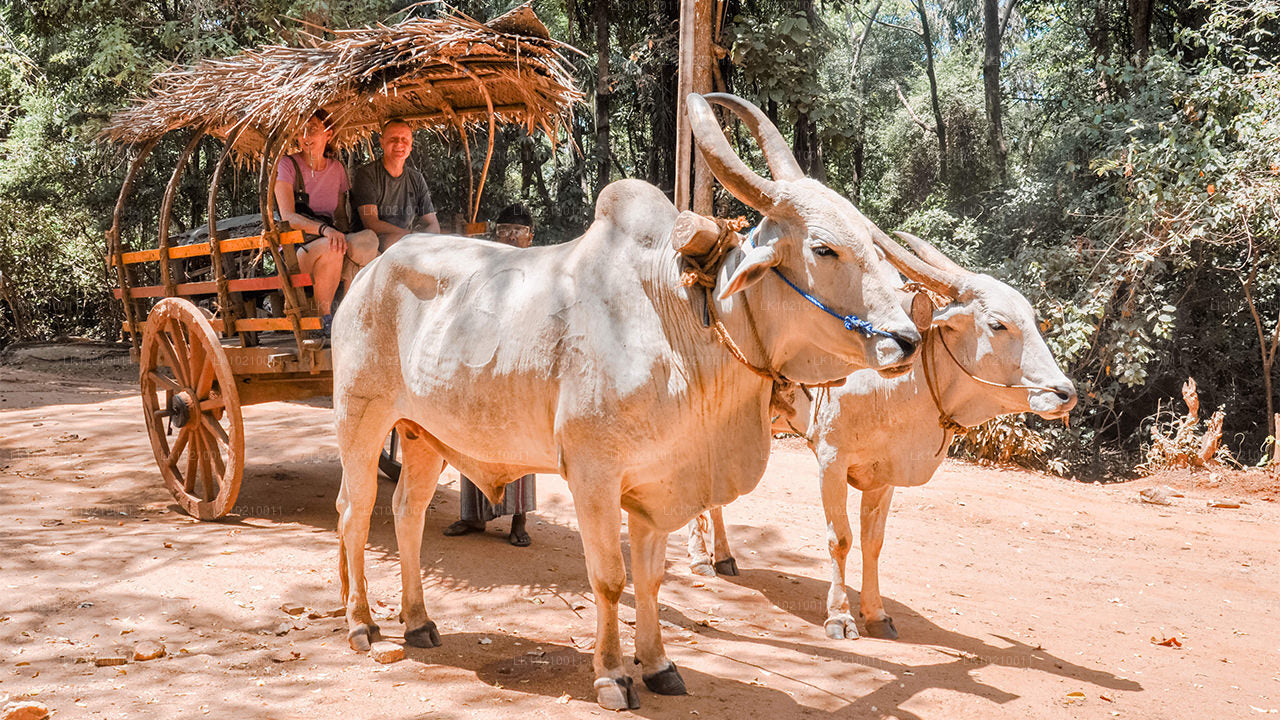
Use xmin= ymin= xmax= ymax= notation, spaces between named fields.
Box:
xmin=1 ymin=362 xmax=1277 ymax=719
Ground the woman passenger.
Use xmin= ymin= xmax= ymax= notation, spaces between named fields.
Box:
xmin=273 ymin=109 xmax=379 ymax=339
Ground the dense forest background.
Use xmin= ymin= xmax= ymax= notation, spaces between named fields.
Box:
xmin=1 ymin=0 xmax=1278 ymax=476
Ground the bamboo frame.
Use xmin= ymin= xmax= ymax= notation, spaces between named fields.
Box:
xmin=207 ymin=122 xmax=251 ymax=342
xmin=157 ymin=130 xmax=206 ymax=297
xmin=106 ymin=139 xmax=158 ymax=355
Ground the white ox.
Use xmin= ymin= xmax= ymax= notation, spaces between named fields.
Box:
xmin=330 ymin=93 xmax=923 ymax=710
xmin=686 ymin=231 xmax=1077 ymax=641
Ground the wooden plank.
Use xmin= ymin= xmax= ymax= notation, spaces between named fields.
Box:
xmin=123 ymin=316 xmax=322 ymax=335
xmin=113 ymin=273 xmax=312 ymax=299
xmin=111 ymin=230 xmax=305 ymax=266
xmin=224 ymin=347 xmax=332 ymax=375
xmin=221 ymin=317 xmax=322 ymax=333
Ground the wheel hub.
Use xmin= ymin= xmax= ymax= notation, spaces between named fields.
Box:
xmin=168 ymin=391 xmax=193 ymax=428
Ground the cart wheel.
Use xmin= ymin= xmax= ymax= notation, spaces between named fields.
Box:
xmin=378 ymin=428 xmax=402 ymax=482
xmin=140 ymin=298 xmax=244 ymax=520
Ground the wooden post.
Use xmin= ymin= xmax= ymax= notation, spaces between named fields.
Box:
xmin=158 ymin=130 xmax=205 ymax=299
xmin=258 ymin=132 xmax=312 ymax=365
xmin=691 ymin=0 xmax=714 ymax=215
xmin=207 ymin=127 xmax=246 ymax=343
xmin=676 ymin=0 xmax=715 ymax=214
xmin=106 ymin=139 xmax=158 ymax=355
xmin=675 ymin=0 xmax=696 ymax=212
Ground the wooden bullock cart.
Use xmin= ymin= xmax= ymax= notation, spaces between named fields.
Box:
xmin=101 ymin=6 xmax=580 ymax=519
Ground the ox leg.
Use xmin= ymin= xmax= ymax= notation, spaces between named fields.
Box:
xmin=393 ymin=428 xmax=445 ymax=648
xmin=336 ymin=421 xmax=387 ymax=652
xmin=821 ymin=462 xmax=858 ymax=640
xmin=858 ymin=485 xmax=898 ymax=640
xmin=570 ymin=483 xmax=638 ymax=711
xmin=630 ymin=519 xmax=687 ymax=696
xmin=710 ymin=506 xmax=738 ymax=576
xmin=686 ymin=513 xmax=716 ymax=577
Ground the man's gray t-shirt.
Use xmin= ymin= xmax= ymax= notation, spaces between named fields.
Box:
xmin=351 ymin=161 xmax=435 ymax=231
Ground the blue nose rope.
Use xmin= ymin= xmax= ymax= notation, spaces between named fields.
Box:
xmin=743 ymin=226 xmax=898 ymax=340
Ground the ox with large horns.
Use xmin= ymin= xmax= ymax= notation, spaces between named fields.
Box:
xmin=686 ymin=231 xmax=1077 ymax=640
xmin=329 ymin=93 xmax=920 ymax=710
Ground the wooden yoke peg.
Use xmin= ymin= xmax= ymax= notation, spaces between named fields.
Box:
xmin=670 ymin=211 xmax=725 ymax=257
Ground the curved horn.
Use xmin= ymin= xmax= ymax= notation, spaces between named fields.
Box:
xmin=686 ymin=93 xmax=778 ymax=212
xmin=872 ymin=229 xmax=962 ymax=298
xmin=703 ymin=92 xmax=804 ymax=182
xmin=894 ymin=231 xmax=973 ymax=276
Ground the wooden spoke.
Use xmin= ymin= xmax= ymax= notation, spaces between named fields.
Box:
xmin=187 ymin=335 xmax=207 ymax=395
xmin=141 ymin=298 xmax=244 ymax=520
xmin=208 ymin=433 xmax=227 ymax=478
xmin=183 ymin=428 xmax=200 ymax=494
xmin=199 ymin=396 xmax=226 ymax=413
xmin=198 ymin=429 xmax=217 ymax=502
xmin=195 ymin=355 xmax=216 ymax=398
xmin=166 ymin=423 xmax=194 ymax=470
xmin=168 ymin=319 xmax=192 ymax=381
xmin=147 ymin=369 xmax=182 ymax=393
xmin=201 ymin=412 xmax=230 ymax=449
xmin=155 ymin=333 xmax=188 ymax=387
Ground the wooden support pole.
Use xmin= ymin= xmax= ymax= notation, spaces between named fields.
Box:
xmin=677 ymin=0 xmax=715 ymax=214
xmin=691 ymin=0 xmax=715 ymax=216
xmin=106 ymin=139 xmax=157 ymax=356
xmin=258 ymin=132 xmax=312 ymax=366
xmin=675 ymin=0 xmax=696 ymax=212
xmin=208 ymin=125 xmax=247 ymax=343
xmin=158 ymin=130 xmax=205 ymax=298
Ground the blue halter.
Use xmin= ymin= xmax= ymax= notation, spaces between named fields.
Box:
xmin=743 ymin=226 xmax=897 ymax=340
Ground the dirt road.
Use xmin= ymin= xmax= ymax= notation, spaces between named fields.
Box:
xmin=1 ymin=362 xmax=1277 ymax=719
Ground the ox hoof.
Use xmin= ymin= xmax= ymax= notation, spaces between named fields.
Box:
xmin=348 ymin=624 xmax=382 ymax=652
xmin=864 ymin=616 xmax=899 ymax=640
xmin=594 ymin=675 xmax=640 ymax=711
xmin=690 ymin=561 xmax=716 ymax=577
xmin=713 ymin=557 xmax=739 ymax=576
xmin=405 ymin=621 xmax=441 ymax=648
xmin=824 ymin=614 xmax=859 ymax=640
xmin=642 ymin=662 xmax=688 ymax=696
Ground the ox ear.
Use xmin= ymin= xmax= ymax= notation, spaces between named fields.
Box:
xmin=719 ymin=244 xmax=780 ymax=300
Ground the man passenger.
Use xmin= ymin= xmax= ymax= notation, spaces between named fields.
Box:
xmin=352 ymin=119 xmax=440 ymax=249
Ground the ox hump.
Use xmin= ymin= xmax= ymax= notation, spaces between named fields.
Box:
xmin=590 ymin=179 xmax=679 ymax=250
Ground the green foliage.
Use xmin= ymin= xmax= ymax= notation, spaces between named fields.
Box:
xmin=4 ymin=0 xmax=1280 ymax=480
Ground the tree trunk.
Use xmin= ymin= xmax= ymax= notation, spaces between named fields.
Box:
xmin=594 ymin=0 xmax=611 ymax=198
xmin=1128 ymin=0 xmax=1153 ymax=66
xmin=1088 ymin=1 xmax=1112 ymax=99
xmin=849 ymin=0 xmax=883 ymax=201
xmin=915 ymin=0 xmax=947 ymax=186
xmin=1241 ymin=256 xmax=1280 ymax=462
xmin=793 ymin=112 xmax=825 ymax=182
xmin=982 ymin=0 xmax=1008 ymax=179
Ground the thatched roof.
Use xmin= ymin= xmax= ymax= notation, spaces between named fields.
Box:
xmin=101 ymin=4 xmax=583 ymax=157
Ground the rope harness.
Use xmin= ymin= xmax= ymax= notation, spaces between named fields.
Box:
xmin=679 ymin=218 xmax=824 ymax=421
xmin=743 ymin=226 xmax=900 ymax=340
xmin=919 ymin=320 xmax=1067 ymax=455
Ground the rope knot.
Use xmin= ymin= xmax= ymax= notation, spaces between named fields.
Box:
xmin=843 ymin=316 xmax=875 ymax=335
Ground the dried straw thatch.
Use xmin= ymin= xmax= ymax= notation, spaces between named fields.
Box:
xmin=101 ymin=4 xmax=583 ymax=158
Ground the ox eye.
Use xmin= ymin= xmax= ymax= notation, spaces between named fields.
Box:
xmin=812 ymin=245 xmax=837 ymax=258
xmin=989 ymin=321 xmax=1007 ymax=331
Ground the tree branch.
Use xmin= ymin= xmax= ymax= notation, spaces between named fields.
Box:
xmin=999 ymin=0 xmax=1018 ymax=38
xmin=875 ymin=17 xmax=922 ymax=37
xmin=852 ymin=0 xmax=884 ymax=74
xmin=894 ymin=82 xmax=934 ymax=134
